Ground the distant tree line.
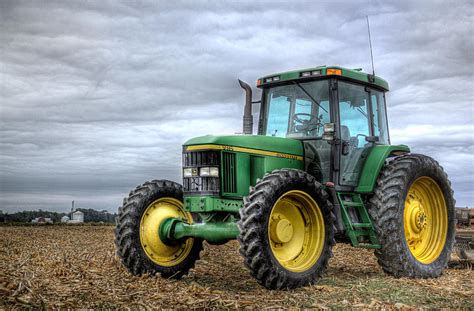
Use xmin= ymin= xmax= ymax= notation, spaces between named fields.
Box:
xmin=80 ymin=208 xmax=117 ymax=223
xmin=0 ymin=208 xmax=117 ymax=223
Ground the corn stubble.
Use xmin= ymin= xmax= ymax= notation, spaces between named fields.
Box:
xmin=0 ymin=225 xmax=472 ymax=309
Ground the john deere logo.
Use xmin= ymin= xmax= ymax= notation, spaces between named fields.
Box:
xmin=192 ymin=168 xmax=198 ymax=176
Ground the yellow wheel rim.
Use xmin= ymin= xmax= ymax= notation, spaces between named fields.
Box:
xmin=140 ymin=197 xmax=194 ymax=267
xmin=268 ymin=190 xmax=325 ymax=272
xmin=404 ymin=177 xmax=448 ymax=264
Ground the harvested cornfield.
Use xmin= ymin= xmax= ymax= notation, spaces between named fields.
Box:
xmin=0 ymin=226 xmax=472 ymax=309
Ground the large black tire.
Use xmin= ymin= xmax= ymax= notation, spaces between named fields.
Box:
xmin=115 ymin=180 xmax=203 ymax=279
xmin=238 ymin=169 xmax=335 ymax=289
xmin=368 ymin=154 xmax=456 ymax=278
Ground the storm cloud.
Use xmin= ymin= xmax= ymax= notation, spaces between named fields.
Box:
xmin=0 ymin=0 xmax=473 ymax=212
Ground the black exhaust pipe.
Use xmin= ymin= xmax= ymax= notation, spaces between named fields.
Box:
xmin=238 ymin=79 xmax=253 ymax=135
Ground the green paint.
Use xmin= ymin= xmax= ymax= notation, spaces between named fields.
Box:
xmin=184 ymin=196 xmax=243 ymax=213
xmin=160 ymin=218 xmax=239 ymax=245
xmin=218 ymin=151 xmax=302 ymax=197
xmin=184 ymin=134 xmax=304 ymax=157
xmin=258 ymin=65 xmax=389 ymax=91
xmin=356 ymin=144 xmax=410 ymax=193
xmin=250 ymin=155 xmax=265 ymax=186
xmin=221 ymin=151 xmax=250 ymax=197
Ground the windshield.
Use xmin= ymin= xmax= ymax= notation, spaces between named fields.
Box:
xmin=264 ymin=80 xmax=330 ymax=138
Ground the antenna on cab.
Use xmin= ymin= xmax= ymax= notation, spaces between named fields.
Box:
xmin=366 ymin=15 xmax=376 ymax=81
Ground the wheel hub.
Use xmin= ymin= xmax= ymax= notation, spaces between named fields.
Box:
xmin=415 ymin=210 xmax=427 ymax=230
xmin=270 ymin=215 xmax=294 ymax=244
xmin=407 ymin=201 xmax=427 ymax=234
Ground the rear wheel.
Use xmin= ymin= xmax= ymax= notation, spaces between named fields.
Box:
xmin=115 ymin=180 xmax=202 ymax=278
xmin=368 ymin=154 xmax=456 ymax=277
xmin=238 ymin=169 xmax=335 ymax=289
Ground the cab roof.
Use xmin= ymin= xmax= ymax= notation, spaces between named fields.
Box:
xmin=257 ymin=65 xmax=389 ymax=91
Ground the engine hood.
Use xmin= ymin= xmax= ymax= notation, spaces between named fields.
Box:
xmin=183 ymin=135 xmax=304 ymax=158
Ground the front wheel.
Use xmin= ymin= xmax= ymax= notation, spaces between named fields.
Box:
xmin=368 ymin=154 xmax=456 ymax=277
xmin=238 ymin=169 xmax=335 ymax=289
xmin=115 ymin=180 xmax=203 ymax=278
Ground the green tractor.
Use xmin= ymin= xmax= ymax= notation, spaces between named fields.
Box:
xmin=115 ymin=66 xmax=456 ymax=289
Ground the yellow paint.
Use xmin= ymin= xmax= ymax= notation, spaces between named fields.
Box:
xmin=186 ymin=144 xmax=304 ymax=161
xmin=404 ymin=177 xmax=448 ymax=264
xmin=139 ymin=197 xmax=194 ymax=267
xmin=270 ymin=218 xmax=294 ymax=243
xmin=268 ymin=190 xmax=325 ymax=272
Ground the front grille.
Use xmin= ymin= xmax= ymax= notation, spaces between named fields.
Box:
xmin=183 ymin=150 xmax=220 ymax=195
xmin=183 ymin=150 xmax=219 ymax=167
xmin=183 ymin=176 xmax=220 ymax=193
xmin=222 ymin=152 xmax=236 ymax=193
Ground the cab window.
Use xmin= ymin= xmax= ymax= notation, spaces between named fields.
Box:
xmin=265 ymin=80 xmax=330 ymax=138
xmin=370 ymin=90 xmax=390 ymax=144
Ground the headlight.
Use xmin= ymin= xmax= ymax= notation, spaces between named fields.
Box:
xmin=183 ymin=168 xmax=193 ymax=177
xmin=209 ymin=167 xmax=219 ymax=177
xmin=200 ymin=167 xmax=210 ymax=177
xmin=199 ymin=167 xmax=219 ymax=177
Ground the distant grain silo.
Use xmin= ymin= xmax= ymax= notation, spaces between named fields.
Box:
xmin=72 ymin=210 xmax=84 ymax=223
xmin=61 ymin=215 xmax=70 ymax=223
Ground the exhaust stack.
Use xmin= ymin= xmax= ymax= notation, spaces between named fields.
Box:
xmin=238 ymin=79 xmax=253 ymax=135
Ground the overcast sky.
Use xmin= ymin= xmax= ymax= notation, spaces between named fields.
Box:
xmin=0 ymin=0 xmax=473 ymax=213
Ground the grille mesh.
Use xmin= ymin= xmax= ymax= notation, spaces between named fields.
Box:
xmin=183 ymin=150 xmax=219 ymax=167
xmin=183 ymin=176 xmax=220 ymax=193
xmin=222 ymin=152 xmax=236 ymax=193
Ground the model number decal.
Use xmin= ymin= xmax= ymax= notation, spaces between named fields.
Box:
xmin=277 ymin=153 xmax=298 ymax=160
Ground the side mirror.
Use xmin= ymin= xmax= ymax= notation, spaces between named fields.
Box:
xmin=365 ymin=136 xmax=380 ymax=143
xmin=322 ymin=123 xmax=336 ymax=141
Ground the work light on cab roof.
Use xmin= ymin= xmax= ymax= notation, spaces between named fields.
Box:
xmin=257 ymin=65 xmax=388 ymax=91
xmin=115 ymin=64 xmax=455 ymax=290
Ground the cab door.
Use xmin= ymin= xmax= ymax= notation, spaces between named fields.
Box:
xmin=337 ymin=81 xmax=372 ymax=186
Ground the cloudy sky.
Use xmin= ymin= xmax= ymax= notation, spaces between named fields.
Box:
xmin=0 ymin=0 xmax=472 ymax=213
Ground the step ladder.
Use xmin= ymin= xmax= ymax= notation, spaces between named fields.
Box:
xmin=337 ymin=192 xmax=381 ymax=249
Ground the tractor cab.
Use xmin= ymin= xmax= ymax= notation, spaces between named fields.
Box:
xmin=254 ymin=66 xmax=390 ymax=188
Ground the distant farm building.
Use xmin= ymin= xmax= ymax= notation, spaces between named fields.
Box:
xmin=61 ymin=215 xmax=70 ymax=223
xmin=68 ymin=210 xmax=84 ymax=223
xmin=31 ymin=217 xmax=53 ymax=224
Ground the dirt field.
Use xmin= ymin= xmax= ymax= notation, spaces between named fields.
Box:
xmin=0 ymin=226 xmax=472 ymax=309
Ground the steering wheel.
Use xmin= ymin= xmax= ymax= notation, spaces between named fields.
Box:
xmin=292 ymin=113 xmax=321 ymax=132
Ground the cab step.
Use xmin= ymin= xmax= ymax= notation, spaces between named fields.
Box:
xmin=352 ymin=223 xmax=372 ymax=228
xmin=337 ymin=192 xmax=381 ymax=249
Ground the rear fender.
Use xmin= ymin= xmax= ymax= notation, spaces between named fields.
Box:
xmin=355 ymin=145 xmax=410 ymax=193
